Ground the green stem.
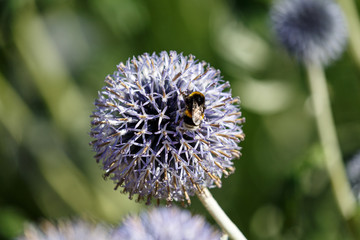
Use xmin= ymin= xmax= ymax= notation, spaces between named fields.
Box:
xmin=305 ymin=62 xmax=357 ymax=219
xmin=197 ymin=188 xmax=247 ymax=240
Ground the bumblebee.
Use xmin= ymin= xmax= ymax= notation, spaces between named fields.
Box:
xmin=183 ymin=91 xmax=205 ymax=130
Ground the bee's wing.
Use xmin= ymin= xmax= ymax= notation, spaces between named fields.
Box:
xmin=192 ymin=101 xmax=204 ymax=125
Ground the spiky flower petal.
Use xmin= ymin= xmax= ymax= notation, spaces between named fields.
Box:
xmin=90 ymin=51 xmax=244 ymax=204
xmin=113 ymin=207 xmax=221 ymax=240
xmin=271 ymin=0 xmax=347 ymax=65
xmin=17 ymin=219 xmax=111 ymax=240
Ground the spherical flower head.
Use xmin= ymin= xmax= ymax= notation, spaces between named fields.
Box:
xmin=90 ymin=51 xmax=244 ymax=204
xmin=346 ymin=151 xmax=360 ymax=201
xmin=113 ymin=207 xmax=221 ymax=240
xmin=17 ymin=219 xmax=111 ymax=240
xmin=270 ymin=0 xmax=347 ymax=66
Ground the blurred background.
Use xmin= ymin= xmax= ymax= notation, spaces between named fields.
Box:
xmin=1 ymin=0 xmax=360 ymax=239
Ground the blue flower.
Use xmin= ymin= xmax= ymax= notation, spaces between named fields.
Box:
xmin=346 ymin=151 xmax=360 ymax=201
xmin=17 ymin=219 xmax=111 ymax=240
xmin=113 ymin=207 xmax=221 ymax=240
xmin=270 ymin=0 xmax=347 ymax=65
xmin=90 ymin=51 xmax=244 ymax=204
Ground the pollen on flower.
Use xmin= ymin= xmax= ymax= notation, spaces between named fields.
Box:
xmin=90 ymin=51 xmax=244 ymax=204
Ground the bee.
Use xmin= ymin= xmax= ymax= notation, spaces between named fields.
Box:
xmin=183 ymin=91 xmax=205 ymax=130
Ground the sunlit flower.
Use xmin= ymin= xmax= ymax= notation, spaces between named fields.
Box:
xmin=346 ymin=151 xmax=360 ymax=201
xmin=270 ymin=0 xmax=347 ymax=65
xmin=113 ymin=207 xmax=221 ymax=240
xmin=18 ymin=219 xmax=111 ymax=240
xmin=90 ymin=51 xmax=244 ymax=204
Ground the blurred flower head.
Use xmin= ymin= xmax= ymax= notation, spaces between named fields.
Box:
xmin=346 ymin=151 xmax=360 ymax=201
xmin=18 ymin=219 xmax=111 ymax=240
xmin=90 ymin=51 xmax=244 ymax=204
xmin=270 ymin=0 xmax=347 ymax=66
xmin=113 ymin=207 xmax=221 ymax=240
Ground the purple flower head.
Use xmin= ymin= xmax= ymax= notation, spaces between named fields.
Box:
xmin=270 ymin=0 xmax=347 ymax=66
xmin=90 ymin=51 xmax=244 ymax=204
xmin=346 ymin=151 xmax=360 ymax=201
xmin=113 ymin=207 xmax=221 ymax=240
xmin=17 ymin=219 xmax=111 ymax=240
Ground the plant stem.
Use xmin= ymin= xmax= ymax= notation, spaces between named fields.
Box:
xmin=197 ymin=188 xmax=247 ymax=240
xmin=305 ymin=62 xmax=357 ymax=219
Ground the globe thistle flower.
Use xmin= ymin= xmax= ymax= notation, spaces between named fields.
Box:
xmin=90 ymin=51 xmax=244 ymax=204
xmin=18 ymin=219 xmax=111 ymax=240
xmin=113 ymin=207 xmax=221 ymax=240
xmin=346 ymin=152 xmax=360 ymax=201
xmin=270 ymin=0 xmax=347 ymax=66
